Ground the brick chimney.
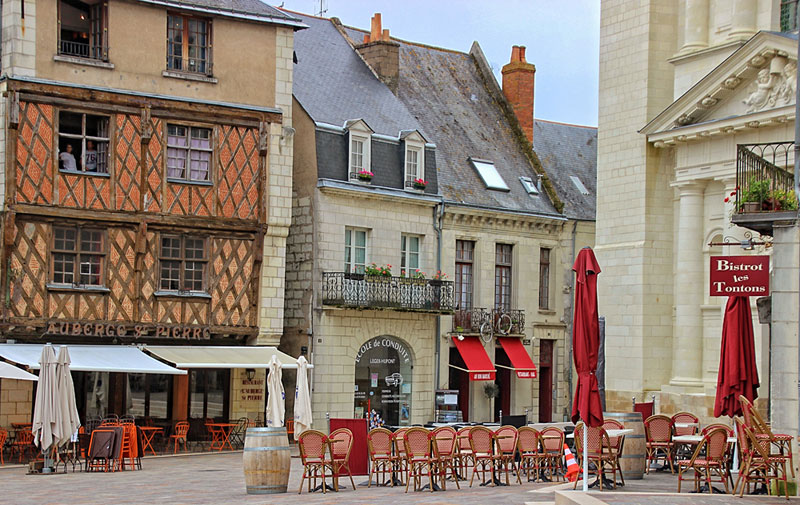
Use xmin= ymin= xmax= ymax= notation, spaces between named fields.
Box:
xmin=355 ymin=13 xmax=400 ymax=92
xmin=502 ymin=45 xmax=536 ymax=145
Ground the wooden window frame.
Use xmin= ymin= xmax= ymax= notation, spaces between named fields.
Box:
xmin=158 ymin=234 xmax=208 ymax=293
xmin=400 ymin=234 xmax=421 ymax=277
xmin=455 ymin=240 xmax=474 ymax=310
xmin=57 ymin=110 xmax=110 ymax=174
xmin=539 ymin=247 xmax=551 ymax=310
xmin=167 ymin=13 xmax=213 ymax=76
xmin=51 ymin=226 xmax=107 ymax=287
xmin=166 ymin=123 xmax=213 ymax=183
xmin=494 ymin=243 xmax=513 ymax=311
xmin=57 ymin=0 xmax=109 ymax=61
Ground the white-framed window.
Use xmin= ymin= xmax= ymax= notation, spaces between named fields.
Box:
xmin=400 ymin=234 xmax=421 ymax=276
xmin=167 ymin=124 xmax=212 ymax=182
xmin=403 ymin=132 xmax=426 ymax=188
xmin=346 ymin=119 xmax=374 ymax=180
xmin=345 ymin=227 xmax=368 ymax=274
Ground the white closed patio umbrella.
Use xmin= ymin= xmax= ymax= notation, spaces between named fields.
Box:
xmin=266 ymin=355 xmax=285 ymax=428
xmin=32 ymin=344 xmax=61 ymax=469
xmin=293 ymin=355 xmax=312 ymax=440
xmin=55 ymin=346 xmax=81 ymax=447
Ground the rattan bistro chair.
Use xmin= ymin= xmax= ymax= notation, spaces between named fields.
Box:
xmin=329 ymin=428 xmax=356 ymax=491
xmin=676 ymin=427 xmax=730 ymax=494
xmin=539 ymin=426 xmax=565 ymax=481
xmin=367 ymin=428 xmax=396 ymax=487
xmin=517 ymin=427 xmax=544 ymax=482
xmin=403 ymin=427 xmax=435 ymax=493
xmin=468 ymin=426 xmax=499 ymax=487
xmin=431 ymin=426 xmax=460 ymax=490
xmin=644 ymin=414 xmax=675 ymax=473
xmin=297 ymin=430 xmax=334 ymax=494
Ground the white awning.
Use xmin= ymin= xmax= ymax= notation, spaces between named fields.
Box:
xmin=0 ymin=344 xmax=186 ymax=374
xmin=0 ymin=361 xmax=38 ymax=381
xmin=143 ymin=346 xmax=312 ymax=369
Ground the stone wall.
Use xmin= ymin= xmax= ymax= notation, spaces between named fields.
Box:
xmin=0 ymin=378 xmax=34 ymax=427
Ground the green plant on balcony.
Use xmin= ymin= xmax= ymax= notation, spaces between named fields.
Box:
xmin=767 ymin=188 xmax=799 ymax=211
xmin=736 ymin=177 xmax=770 ymax=212
xmin=365 ymin=262 xmax=392 ymax=278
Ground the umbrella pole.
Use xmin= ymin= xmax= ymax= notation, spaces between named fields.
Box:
xmin=732 ymin=417 xmax=739 ymax=473
xmin=582 ymin=423 xmax=588 ymax=492
xmin=42 ymin=448 xmax=52 ymax=473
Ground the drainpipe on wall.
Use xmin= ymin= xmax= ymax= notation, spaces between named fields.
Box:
xmin=433 ymin=201 xmax=445 ymax=393
xmin=566 ymin=220 xmax=578 ymax=419
xmin=794 ymin=9 xmax=800 ymax=442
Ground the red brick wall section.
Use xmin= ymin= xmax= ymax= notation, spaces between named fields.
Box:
xmin=501 ymin=46 xmax=536 ymax=145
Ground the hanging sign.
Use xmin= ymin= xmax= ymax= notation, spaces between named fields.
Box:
xmin=709 ymin=256 xmax=769 ymax=296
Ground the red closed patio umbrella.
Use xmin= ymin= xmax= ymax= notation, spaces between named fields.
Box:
xmin=714 ymin=296 xmax=759 ymax=418
xmin=571 ymin=247 xmax=604 ymax=491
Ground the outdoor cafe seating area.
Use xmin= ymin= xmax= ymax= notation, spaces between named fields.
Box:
xmin=0 ymin=414 xmax=274 ymax=472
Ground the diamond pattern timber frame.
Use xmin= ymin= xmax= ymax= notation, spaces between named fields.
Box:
xmin=165 ymin=181 xmax=214 ymax=217
xmin=16 ymin=102 xmax=55 ymax=205
xmin=144 ymin=118 xmax=163 ymax=213
xmin=115 ymin=114 xmax=142 ymax=211
xmin=8 ymin=221 xmax=48 ymax=318
xmin=138 ymin=231 xmax=158 ymax=323
xmin=57 ymin=172 xmax=112 ymax=210
xmin=217 ymin=125 xmax=260 ymax=220
xmin=210 ymin=236 xmax=254 ymax=326
xmin=107 ymin=228 xmax=136 ymax=320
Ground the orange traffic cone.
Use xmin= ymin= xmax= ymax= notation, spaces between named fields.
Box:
xmin=563 ymin=443 xmax=580 ymax=482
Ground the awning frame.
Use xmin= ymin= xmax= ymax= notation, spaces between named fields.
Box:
xmin=142 ymin=345 xmax=313 ymax=369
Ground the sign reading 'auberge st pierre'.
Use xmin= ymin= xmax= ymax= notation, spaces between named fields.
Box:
xmin=709 ymin=256 xmax=769 ymax=296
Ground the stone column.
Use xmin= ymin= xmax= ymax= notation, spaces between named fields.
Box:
xmin=729 ymin=0 xmax=757 ymax=40
xmin=671 ymin=182 xmax=706 ymax=387
xmin=681 ymin=0 xmax=709 ymax=53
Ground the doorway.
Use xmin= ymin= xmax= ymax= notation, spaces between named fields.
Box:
xmin=448 ymin=347 xmax=469 ymax=422
xmin=538 ymin=340 xmax=554 ymax=422
xmin=494 ymin=348 xmax=511 ymax=421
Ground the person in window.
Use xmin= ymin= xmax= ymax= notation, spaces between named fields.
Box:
xmin=59 ymin=144 xmax=77 ymax=171
xmin=84 ymin=140 xmax=98 ymax=172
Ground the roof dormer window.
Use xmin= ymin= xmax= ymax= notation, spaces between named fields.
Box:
xmin=470 ymin=157 xmax=509 ymax=191
xmin=345 ymin=119 xmax=373 ymax=182
xmin=519 ymin=176 xmax=539 ymax=195
xmin=401 ymin=131 xmax=426 ymax=190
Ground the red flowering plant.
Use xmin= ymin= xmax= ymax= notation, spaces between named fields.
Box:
xmin=365 ymin=263 xmax=392 ymax=277
xmin=357 ymin=170 xmax=374 ymax=182
xmin=412 ymin=178 xmax=428 ymax=190
xmin=431 ymin=270 xmax=448 ymax=280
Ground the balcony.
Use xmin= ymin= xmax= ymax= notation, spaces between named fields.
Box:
xmin=59 ymin=40 xmax=107 ymax=61
xmin=452 ymin=308 xmax=525 ymax=336
xmin=321 ymin=272 xmax=454 ymax=313
xmin=732 ymin=143 xmax=798 ymax=236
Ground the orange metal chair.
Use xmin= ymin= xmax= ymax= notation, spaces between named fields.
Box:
xmin=644 ymin=414 xmax=675 ymax=473
xmin=329 ymin=427 xmax=356 ymax=491
xmin=431 ymin=426 xmax=460 ymax=490
xmin=403 ymin=427 xmax=434 ymax=493
xmin=286 ymin=418 xmax=295 ymax=440
xmin=170 ymin=421 xmax=190 ymax=454
xmin=297 ymin=429 xmax=334 ymax=494
xmin=0 ymin=428 xmax=7 ymax=465
xmin=11 ymin=428 xmax=34 ymax=463
xmin=367 ymin=428 xmax=396 ymax=487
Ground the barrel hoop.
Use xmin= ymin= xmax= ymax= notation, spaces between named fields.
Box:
xmin=244 ymin=446 xmax=291 ymax=451
xmin=623 ymin=434 xmax=645 ymax=439
xmin=246 ymin=486 xmax=288 ymax=495
xmin=619 ymin=454 xmax=645 ymax=459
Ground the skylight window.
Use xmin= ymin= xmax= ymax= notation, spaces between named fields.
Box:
xmin=470 ymin=158 xmax=509 ymax=191
xmin=519 ymin=176 xmax=539 ymax=195
xmin=570 ymin=175 xmax=590 ymax=195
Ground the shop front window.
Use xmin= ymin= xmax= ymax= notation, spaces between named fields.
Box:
xmin=189 ymin=369 xmax=229 ymax=420
xmin=127 ymin=373 xmax=172 ymax=420
xmin=354 ymin=336 xmax=413 ymax=428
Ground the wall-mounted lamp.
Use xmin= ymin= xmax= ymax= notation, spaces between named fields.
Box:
xmin=245 ymin=368 xmax=256 ymax=381
xmin=300 ymin=346 xmax=308 ymax=356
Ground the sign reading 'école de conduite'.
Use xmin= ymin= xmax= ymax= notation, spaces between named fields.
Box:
xmin=709 ymin=256 xmax=769 ymax=296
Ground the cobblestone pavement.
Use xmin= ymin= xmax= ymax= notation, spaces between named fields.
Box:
xmin=0 ymin=452 xmax=559 ymax=505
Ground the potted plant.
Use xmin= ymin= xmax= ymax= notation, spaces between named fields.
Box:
xmin=357 ymin=170 xmax=374 ymax=182
xmin=365 ymin=263 xmax=392 ymax=281
xmin=737 ymin=177 xmax=770 ymax=212
xmin=428 ymin=270 xmax=448 ymax=286
xmin=766 ymin=189 xmax=799 ymax=211
xmin=483 ymin=383 xmax=500 ymax=399
xmin=412 ymin=178 xmax=427 ymax=190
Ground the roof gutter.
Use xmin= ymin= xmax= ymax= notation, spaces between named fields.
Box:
xmin=135 ymin=0 xmax=308 ymax=28
xmin=443 ymin=199 xmax=567 ymax=222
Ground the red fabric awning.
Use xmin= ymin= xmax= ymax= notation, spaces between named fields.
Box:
xmin=452 ymin=336 xmax=495 ymax=381
xmin=498 ymin=337 xmax=537 ymax=379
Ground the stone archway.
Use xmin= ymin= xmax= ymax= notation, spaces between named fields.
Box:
xmin=353 ymin=335 xmax=414 ymax=428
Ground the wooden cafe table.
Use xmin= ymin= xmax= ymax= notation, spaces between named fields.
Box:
xmin=207 ymin=422 xmax=237 ymax=451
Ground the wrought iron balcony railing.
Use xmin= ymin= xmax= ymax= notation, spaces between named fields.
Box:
xmin=59 ymin=40 xmax=108 ymax=61
xmin=321 ymin=272 xmax=454 ymax=313
xmin=735 ymin=143 xmax=797 ymax=214
xmin=451 ymin=308 xmax=525 ymax=335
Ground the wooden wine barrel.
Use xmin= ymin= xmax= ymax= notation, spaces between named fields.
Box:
xmin=243 ymin=427 xmax=291 ymax=494
xmin=603 ymin=411 xmax=645 ymax=480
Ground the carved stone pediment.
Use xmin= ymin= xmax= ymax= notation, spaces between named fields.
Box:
xmin=642 ymin=32 xmax=798 ymax=140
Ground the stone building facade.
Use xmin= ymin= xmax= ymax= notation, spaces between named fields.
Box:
xmin=598 ymin=0 xmax=799 ymax=436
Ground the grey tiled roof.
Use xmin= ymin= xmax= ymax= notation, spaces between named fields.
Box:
xmin=136 ymin=0 xmax=303 ymax=25
xmin=354 ymin=32 xmax=560 ymax=216
xmin=533 ymin=119 xmax=597 ymax=221
xmin=291 ymin=13 xmax=426 ymax=137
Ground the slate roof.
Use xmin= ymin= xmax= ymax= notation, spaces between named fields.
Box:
xmin=136 ymin=0 xmax=303 ymax=26
xmin=291 ymin=13 xmax=426 ymax=138
xmin=339 ymin=26 xmax=560 ymax=216
xmin=533 ymin=119 xmax=597 ymax=221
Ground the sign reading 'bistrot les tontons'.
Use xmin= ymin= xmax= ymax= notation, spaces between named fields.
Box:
xmin=710 ymin=256 xmax=770 ymax=296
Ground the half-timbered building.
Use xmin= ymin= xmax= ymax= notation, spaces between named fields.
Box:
xmin=0 ymin=0 xmax=304 ymax=433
